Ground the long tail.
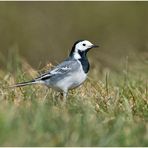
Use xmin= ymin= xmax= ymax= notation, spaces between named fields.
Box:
xmin=9 ymin=80 xmax=38 ymax=88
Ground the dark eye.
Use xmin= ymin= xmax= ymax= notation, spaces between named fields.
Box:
xmin=83 ymin=43 xmax=86 ymax=46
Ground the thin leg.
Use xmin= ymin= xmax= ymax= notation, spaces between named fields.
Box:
xmin=60 ymin=91 xmax=67 ymax=103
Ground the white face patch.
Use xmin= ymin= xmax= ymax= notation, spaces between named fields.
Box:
xmin=75 ymin=40 xmax=94 ymax=52
xmin=72 ymin=40 xmax=94 ymax=60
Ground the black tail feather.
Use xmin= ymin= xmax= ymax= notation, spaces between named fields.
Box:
xmin=9 ymin=80 xmax=37 ymax=88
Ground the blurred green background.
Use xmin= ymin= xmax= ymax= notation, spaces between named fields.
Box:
xmin=0 ymin=1 xmax=147 ymax=74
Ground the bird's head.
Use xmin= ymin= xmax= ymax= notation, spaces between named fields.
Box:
xmin=69 ymin=40 xmax=99 ymax=59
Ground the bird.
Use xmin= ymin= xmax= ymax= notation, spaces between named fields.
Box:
xmin=11 ymin=40 xmax=99 ymax=101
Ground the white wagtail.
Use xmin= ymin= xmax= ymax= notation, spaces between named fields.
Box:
xmin=11 ymin=40 xmax=99 ymax=100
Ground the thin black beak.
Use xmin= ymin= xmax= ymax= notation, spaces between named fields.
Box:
xmin=91 ymin=45 xmax=99 ymax=48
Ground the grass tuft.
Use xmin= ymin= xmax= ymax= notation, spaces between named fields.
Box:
xmin=0 ymin=57 xmax=147 ymax=146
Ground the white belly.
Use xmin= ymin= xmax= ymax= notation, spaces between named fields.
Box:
xmin=56 ymin=67 xmax=87 ymax=91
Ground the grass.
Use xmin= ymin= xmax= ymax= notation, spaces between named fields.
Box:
xmin=0 ymin=56 xmax=147 ymax=146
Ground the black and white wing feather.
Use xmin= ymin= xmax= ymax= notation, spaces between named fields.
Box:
xmin=35 ymin=58 xmax=79 ymax=81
